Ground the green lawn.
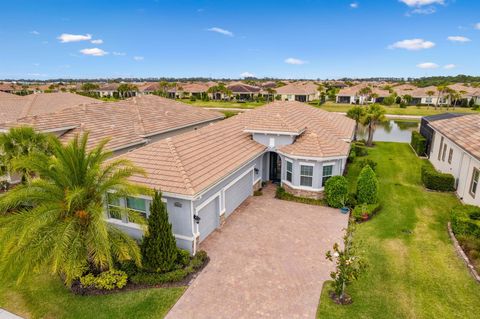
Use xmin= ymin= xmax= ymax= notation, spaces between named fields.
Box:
xmin=316 ymin=102 xmax=480 ymax=116
xmin=179 ymin=99 xmax=266 ymax=109
xmin=0 ymin=273 xmax=185 ymax=319
xmin=317 ymin=143 xmax=480 ymax=318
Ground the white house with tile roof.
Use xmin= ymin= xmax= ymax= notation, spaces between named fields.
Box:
xmin=109 ymin=101 xmax=355 ymax=253
xmin=427 ymin=114 xmax=480 ymax=207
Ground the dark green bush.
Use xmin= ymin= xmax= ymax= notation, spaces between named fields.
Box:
xmin=348 ymin=148 xmax=356 ymax=163
xmin=357 ymin=165 xmax=378 ymax=204
xmin=410 ymin=131 xmax=426 ymax=156
xmin=80 ymin=270 xmax=128 ymax=290
xmin=130 ymin=250 xmax=208 ymax=285
xmin=176 ymin=249 xmax=191 ymax=268
xmin=357 ymin=159 xmax=377 ymax=171
xmin=353 ymin=142 xmax=368 ymax=157
xmin=346 ymin=192 xmax=357 ymax=208
xmin=421 ymin=165 xmax=455 ymax=191
xmin=451 ymin=205 xmax=480 ymax=238
xmin=324 ymin=176 xmax=348 ymax=208
xmin=352 ymin=203 xmax=381 ymax=221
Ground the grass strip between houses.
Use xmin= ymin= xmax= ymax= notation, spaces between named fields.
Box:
xmin=317 ymin=142 xmax=480 ymax=318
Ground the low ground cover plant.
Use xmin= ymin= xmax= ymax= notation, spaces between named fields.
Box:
xmin=275 ymin=186 xmax=324 ymax=206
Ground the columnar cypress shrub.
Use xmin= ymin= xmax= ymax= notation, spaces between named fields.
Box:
xmin=324 ymin=176 xmax=348 ymax=208
xmin=357 ymin=165 xmax=378 ymax=204
xmin=141 ymin=190 xmax=178 ymax=272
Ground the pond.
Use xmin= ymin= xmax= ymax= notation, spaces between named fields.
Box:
xmin=357 ymin=119 xmax=419 ymax=143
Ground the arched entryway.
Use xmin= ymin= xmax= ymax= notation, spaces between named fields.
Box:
xmin=269 ymin=152 xmax=282 ymax=184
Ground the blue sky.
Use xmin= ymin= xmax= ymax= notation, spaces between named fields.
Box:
xmin=1 ymin=0 xmax=479 ymax=79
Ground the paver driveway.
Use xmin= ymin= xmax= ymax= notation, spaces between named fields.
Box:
xmin=166 ymin=185 xmax=348 ymax=319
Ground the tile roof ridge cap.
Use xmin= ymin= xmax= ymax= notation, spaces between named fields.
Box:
xmin=132 ymin=98 xmax=146 ymax=135
xmin=165 ymin=137 xmax=194 ymax=194
xmin=19 ymin=93 xmax=38 ymax=118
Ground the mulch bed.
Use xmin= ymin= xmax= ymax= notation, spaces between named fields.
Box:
xmin=71 ymin=256 xmax=210 ymax=295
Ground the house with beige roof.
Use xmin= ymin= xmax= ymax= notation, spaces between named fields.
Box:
xmin=427 ymin=114 xmax=480 ymax=207
xmin=336 ymin=84 xmax=389 ymax=104
xmin=275 ymin=82 xmax=319 ymax=102
xmin=0 ymin=92 xmax=100 ymax=123
xmin=0 ymin=95 xmax=224 ymax=156
xmin=107 ymin=101 xmax=355 ymax=253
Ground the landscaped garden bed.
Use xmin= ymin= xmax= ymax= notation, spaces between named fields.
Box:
xmin=275 ymin=186 xmax=325 ymax=206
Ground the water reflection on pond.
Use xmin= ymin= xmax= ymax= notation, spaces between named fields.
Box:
xmin=358 ymin=119 xmax=419 ymax=143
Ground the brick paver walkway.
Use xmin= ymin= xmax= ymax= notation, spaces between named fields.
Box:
xmin=166 ymin=185 xmax=348 ymax=318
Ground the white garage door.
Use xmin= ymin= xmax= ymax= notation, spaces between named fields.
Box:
xmin=197 ymin=197 xmax=219 ymax=242
xmin=225 ymin=171 xmax=253 ymax=217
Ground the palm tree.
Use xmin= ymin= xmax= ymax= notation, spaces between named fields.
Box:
xmin=426 ymin=90 xmax=435 ymax=109
xmin=346 ymin=106 xmax=366 ymax=141
xmin=362 ymin=104 xmax=386 ymax=147
xmin=0 ymin=134 xmax=148 ymax=285
xmin=435 ymin=85 xmax=447 ymax=110
xmin=357 ymin=87 xmax=372 ymax=105
xmin=117 ymin=83 xmax=139 ymax=99
xmin=0 ymin=127 xmax=53 ymax=183
xmin=266 ymin=88 xmax=276 ymax=102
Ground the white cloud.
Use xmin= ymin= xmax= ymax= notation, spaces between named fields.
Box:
xmin=207 ymin=27 xmax=234 ymax=37
xmin=79 ymin=48 xmax=108 ymax=56
xmin=350 ymin=3 xmax=358 ymax=8
xmin=417 ymin=62 xmax=439 ymax=69
xmin=399 ymin=0 xmax=444 ymax=6
xmin=33 ymin=63 xmax=40 ymax=67
xmin=475 ymin=23 xmax=480 ymax=30
xmin=91 ymin=39 xmax=103 ymax=44
xmin=133 ymin=56 xmax=144 ymax=61
xmin=240 ymin=72 xmax=255 ymax=78
xmin=444 ymin=64 xmax=456 ymax=69
xmin=388 ymin=38 xmax=435 ymax=50
xmin=58 ymin=33 xmax=92 ymax=43
xmin=447 ymin=36 xmax=471 ymax=42
xmin=30 ymin=30 xmax=40 ymax=35
xmin=113 ymin=52 xmax=126 ymax=56
xmin=27 ymin=73 xmax=48 ymax=77
xmin=285 ymin=57 xmax=307 ymax=65
xmin=410 ymin=7 xmax=436 ymax=14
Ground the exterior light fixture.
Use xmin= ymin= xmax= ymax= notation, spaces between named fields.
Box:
xmin=193 ymin=215 xmax=201 ymax=224
xmin=254 ymin=168 xmax=259 ymax=174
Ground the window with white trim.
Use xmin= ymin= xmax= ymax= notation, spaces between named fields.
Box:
xmin=127 ymin=197 xmax=148 ymax=221
xmin=442 ymin=144 xmax=447 ymax=162
xmin=437 ymin=136 xmax=444 ymax=160
xmin=300 ymin=165 xmax=313 ymax=187
xmin=470 ymin=168 xmax=479 ymax=198
xmin=448 ymin=148 xmax=453 ymax=164
xmin=322 ymin=165 xmax=334 ymax=186
xmin=107 ymin=194 xmax=122 ymax=220
xmin=286 ymin=160 xmax=293 ymax=183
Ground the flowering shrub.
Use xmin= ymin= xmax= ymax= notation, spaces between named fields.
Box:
xmin=80 ymin=270 xmax=128 ymax=290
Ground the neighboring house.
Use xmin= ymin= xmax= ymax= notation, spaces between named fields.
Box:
xmin=227 ymin=82 xmax=261 ymax=100
xmin=108 ymin=101 xmax=355 ymax=253
xmin=180 ymin=82 xmax=212 ymax=99
xmin=138 ymin=82 xmax=160 ymax=95
xmin=427 ymin=114 xmax=480 ymax=206
xmin=275 ymin=82 xmax=319 ymax=102
xmin=0 ymin=92 xmax=100 ymax=123
xmin=0 ymin=95 xmax=224 ymax=156
xmin=336 ymin=84 xmax=389 ymax=104
xmin=420 ymin=113 xmax=467 ymax=155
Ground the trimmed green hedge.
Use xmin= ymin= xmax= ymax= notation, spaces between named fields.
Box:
xmin=421 ymin=165 xmax=455 ymax=191
xmin=324 ymin=176 xmax=348 ymax=208
xmin=130 ymin=250 xmax=208 ymax=285
xmin=275 ymin=186 xmax=324 ymax=206
xmin=451 ymin=205 xmax=480 ymax=238
xmin=352 ymin=203 xmax=381 ymax=221
xmin=411 ymin=131 xmax=426 ymax=156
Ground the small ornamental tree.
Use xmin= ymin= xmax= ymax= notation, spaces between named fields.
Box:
xmin=326 ymin=222 xmax=366 ymax=304
xmin=357 ymin=165 xmax=378 ymax=204
xmin=141 ymin=190 xmax=178 ymax=272
xmin=325 ymin=176 xmax=348 ymax=208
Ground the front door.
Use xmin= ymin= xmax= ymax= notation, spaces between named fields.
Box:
xmin=269 ymin=152 xmax=281 ymax=183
